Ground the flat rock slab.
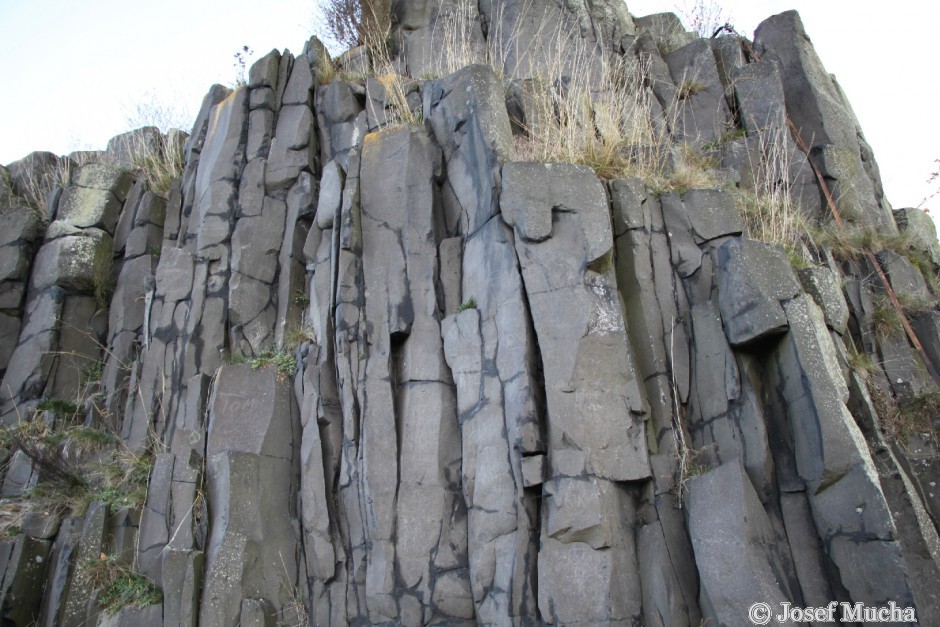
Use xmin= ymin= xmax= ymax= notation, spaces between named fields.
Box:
xmin=686 ymin=463 xmax=796 ymax=625
xmin=56 ymin=185 xmax=123 ymax=233
xmin=200 ymin=451 xmax=300 ymax=627
xmin=207 ymin=364 xmax=298 ymax=460
xmin=717 ymin=237 xmax=799 ymax=346
xmin=501 ymin=161 xmax=650 ymax=483
xmin=798 ymin=266 xmax=849 ymax=334
xmin=681 ymin=188 xmax=744 ymax=243
xmin=30 ymin=230 xmax=112 ymax=294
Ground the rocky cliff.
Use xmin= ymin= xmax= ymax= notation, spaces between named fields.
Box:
xmin=1 ymin=2 xmax=939 ymax=625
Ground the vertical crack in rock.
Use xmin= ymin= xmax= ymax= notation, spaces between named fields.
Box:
xmin=501 ymin=161 xmax=650 ymax=623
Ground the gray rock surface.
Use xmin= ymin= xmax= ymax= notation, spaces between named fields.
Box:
xmin=200 ymin=365 xmax=302 ymax=627
xmin=0 ymin=5 xmax=937 ymax=626
xmin=717 ymin=237 xmax=800 ymax=346
xmin=895 ymin=207 xmax=940 ymax=268
xmin=427 ymin=64 xmax=513 ymax=236
xmin=664 ymin=39 xmax=732 ymax=144
xmin=755 ymin=10 xmax=894 ymax=229
xmin=686 ymin=463 xmax=796 ymax=626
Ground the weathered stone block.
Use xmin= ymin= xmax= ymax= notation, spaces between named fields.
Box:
xmin=664 ymin=39 xmax=732 ymax=144
xmin=502 ymin=162 xmax=650 ymax=483
xmin=798 ymin=266 xmax=850 ymax=334
xmin=30 ymin=230 xmax=112 ymax=294
xmin=427 ymin=64 xmax=512 ymax=235
xmin=717 ymin=238 xmax=799 ymax=346
xmin=56 ymin=185 xmax=122 ymax=233
xmin=315 ymin=160 xmax=343 ymax=229
xmin=199 ymin=451 xmax=301 ymax=627
xmin=681 ymin=188 xmax=744 ymax=243
xmin=877 ymin=249 xmax=931 ymax=301
xmin=685 ymin=463 xmax=796 ymax=625
xmin=72 ymin=163 xmax=132 ymax=199
xmin=894 ymin=207 xmax=940 ymax=268
xmin=248 ymin=49 xmax=281 ymax=89
xmin=154 ymin=247 xmax=194 ymax=303
xmin=162 ymin=549 xmax=204 ymax=627
xmin=773 ymin=295 xmax=861 ymax=489
xmin=207 ymin=364 xmax=298 ymax=459
xmin=0 ymin=535 xmax=52 ymax=626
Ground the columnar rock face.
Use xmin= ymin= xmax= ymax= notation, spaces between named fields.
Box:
xmin=1 ymin=4 xmax=939 ymax=627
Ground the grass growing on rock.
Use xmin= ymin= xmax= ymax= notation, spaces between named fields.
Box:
xmin=0 ymin=409 xmax=156 ymax=525
xmin=230 ymin=350 xmax=299 ymax=378
xmin=36 ymin=398 xmax=82 ymax=419
xmin=80 ymin=553 xmax=162 ymax=614
xmin=675 ymin=78 xmax=706 ymax=100
xmin=455 ymin=297 xmax=477 ymax=313
xmin=128 ymin=130 xmax=185 ymax=197
xmin=732 ymin=125 xmax=814 ymax=266
xmin=879 ymin=390 xmax=940 ymax=448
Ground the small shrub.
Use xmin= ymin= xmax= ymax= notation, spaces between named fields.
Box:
xmin=676 ymin=0 xmax=734 ymax=38
xmin=36 ymin=398 xmax=82 ymax=419
xmin=227 ymin=354 xmax=249 ymax=366
xmin=284 ymin=324 xmax=316 ymax=349
xmin=786 ymin=245 xmax=812 ymax=270
xmin=510 ymin=51 xmax=665 ymax=183
xmin=16 ymin=154 xmax=72 ymax=220
xmin=293 ymin=290 xmax=310 ymax=306
xmin=3 ymin=421 xmax=88 ymax=493
xmin=734 ymin=124 xmax=812 ymax=264
xmin=675 ymin=441 xmax=711 ymax=504
xmin=813 ymin=224 xmax=940 ymax=294
xmin=81 ymin=360 xmax=105 ymax=386
xmin=867 ymin=292 xmax=935 ymax=340
xmin=918 ymin=157 xmax=940 ymax=208
xmin=43 ymin=426 xmax=118 ymax=453
xmin=702 ymin=127 xmax=746 ymax=150
xmin=371 ymin=71 xmax=423 ymax=127
xmin=317 ymin=0 xmax=391 ymax=52
xmin=664 ymin=144 xmax=721 ymax=196
xmin=123 ymin=91 xmax=193 ymax=135
xmin=249 ymin=351 xmax=298 ymax=378
xmin=894 ymin=291 xmax=937 ymax=317
xmin=847 ymin=348 xmax=876 ymax=381
xmin=0 ymin=414 xmax=155 ymax=518
xmin=455 ymin=297 xmax=477 ymax=313
xmin=96 ymin=447 xmax=155 ymax=510
xmin=314 ymin=53 xmax=338 ymax=85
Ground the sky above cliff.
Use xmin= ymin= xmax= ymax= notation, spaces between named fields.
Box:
xmin=1 ymin=0 xmax=938 ymax=211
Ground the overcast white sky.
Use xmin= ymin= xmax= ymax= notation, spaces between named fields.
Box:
xmin=1 ymin=0 xmax=937 ymax=210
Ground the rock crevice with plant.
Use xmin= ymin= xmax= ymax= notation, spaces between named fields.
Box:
xmin=0 ymin=1 xmax=939 ymax=624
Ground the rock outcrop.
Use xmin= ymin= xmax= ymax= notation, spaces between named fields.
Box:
xmin=0 ymin=4 xmax=938 ymax=626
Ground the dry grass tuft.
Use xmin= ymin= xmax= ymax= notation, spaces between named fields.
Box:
xmin=733 ymin=125 xmax=813 ymax=264
xmin=675 ymin=78 xmax=706 ymax=101
xmin=80 ymin=553 xmax=162 ymax=614
xmin=879 ymin=390 xmax=940 ymax=449
xmin=127 ymin=130 xmax=185 ymax=197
